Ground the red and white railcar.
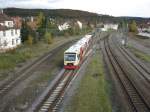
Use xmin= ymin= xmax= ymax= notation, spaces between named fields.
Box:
xmin=64 ymin=34 xmax=92 ymax=69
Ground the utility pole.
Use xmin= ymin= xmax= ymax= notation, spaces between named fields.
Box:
xmin=121 ymin=19 xmax=128 ymax=47
xmin=45 ymin=15 xmax=48 ymax=33
xmin=123 ymin=19 xmax=128 ymax=47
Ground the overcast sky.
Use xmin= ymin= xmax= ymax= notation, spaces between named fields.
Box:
xmin=0 ymin=0 xmax=150 ymax=17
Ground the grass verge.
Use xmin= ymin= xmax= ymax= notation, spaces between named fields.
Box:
xmin=3 ymin=42 xmax=70 ymax=111
xmin=133 ymin=50 xmax=150 ymax=62
xmin=127 ymin=45 xmax=150 ymax=62
xmin=0 ymin=36 xmax=80 ymax=80
xmin=65 ymin=51 xmax=112 ymax=112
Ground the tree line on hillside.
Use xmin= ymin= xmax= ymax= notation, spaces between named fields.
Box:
xmin=4 ymin=8 xmax=98 ymax=18
xmin=4 ymin=8 xmax=149 ymax=24
xmin=4 ymin=8 xmax=100 ymax=23
xmin=4 ymin=8 xmax=122 ymax=24
xmin=118 ymin=20 xmax=138 ymax=33
xmin=21 ymin=12 xmax=93 ymax=45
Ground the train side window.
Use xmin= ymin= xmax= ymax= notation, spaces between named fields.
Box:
xmin=77 ymin=54 xmax=80 ymax=60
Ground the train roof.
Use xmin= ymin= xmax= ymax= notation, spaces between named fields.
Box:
xmin=64 ymin=34 xmax=92 ymax=54
xmin=64 ymin=44 xmax=81 ymax=53
xmin=77 ymin=35 xmax=91 ymax=44
xmin=85 ymin=34 xmax=92 ymax=38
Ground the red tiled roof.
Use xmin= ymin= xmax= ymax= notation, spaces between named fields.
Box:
xmin=0 ymin=13 xmax=13 ymax=22
xmin=0 ymin=13 xmax=21 ymax=31
xmin=0 ymin=24 xmax=20 ymax=31
xmin=0 ymin=25 xmax=7 ymax=30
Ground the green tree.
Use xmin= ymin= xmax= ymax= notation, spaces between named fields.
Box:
xmin=27 ymin=35 xmax=33 ymax=45
xmin=37 ymin=12 xmax=45 ymax=28
xmin=129 ymin=20 xmax=138 ymax=33
xmin=118 ymin=20 xmax=128 ymax=33
xmin=44 ymin=32 xmax=53 ymax=44
xmin=87 ymin=21 xmax=92 ymax=29
xmin=74 ymin=23 xmax=81 ymax=35
xmin=29 ymin=29 xmax=37 ymax=44
xmin=21 ymin=20 xmax=29 ymax=42
xmin=37 ymin=12 xmax=46 ymax=39
xmin=47 ymin=19 xmax=57 ymax=29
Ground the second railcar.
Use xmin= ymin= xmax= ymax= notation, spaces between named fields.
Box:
xmin=64 ymin=34 xmax=92 ymax=69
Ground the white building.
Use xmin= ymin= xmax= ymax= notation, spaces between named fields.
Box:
xmin=103 ymin=24 xmax=118 ymax=31
xmin=58 ymin=22 xmax=70 ymax=31
xmin=137 ymin=32 xmax=150 ymax=38
xmin=77 ymin=21 xmax=82 ymax=29
xmin=0 ymin=12 xmax=21 ymax=52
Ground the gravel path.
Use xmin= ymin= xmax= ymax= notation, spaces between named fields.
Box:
xmin=115 ymin=33 xmax=150 ymax=56
xmin=128 ymin=39 xmax=150 ymax=55
xmin=129 ymin=33 xmax=150 ymax=48
xmin=115 ymin=32 xmax=150 ymax=70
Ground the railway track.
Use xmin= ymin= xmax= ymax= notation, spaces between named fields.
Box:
xmin=26 ymin=44 xmax=93 ymax=112
xmin=0 ymin=39 xmax=76 ymax=98
xmin=38 ymin=70 xmax=75 ymax=112
xmin=102 ymin=37 xmax=150 ymax=112
xmin=110 ymin=35 xmax=150 ymax=107
xmin=111 ymin=36 xmax=150 ymax=83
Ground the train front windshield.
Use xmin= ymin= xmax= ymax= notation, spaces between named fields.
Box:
xmin=65 ymin=53 xmax=76 ymax=61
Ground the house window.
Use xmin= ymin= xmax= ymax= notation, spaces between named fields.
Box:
xmin=3 ymin=31 xmax=6 ymax=37
xmin=8 ymin=22 xmax=11 ymax=26
xmin=16 ymin=38 xmax=18 ymax=44
xmin=4 ymin=40 xmax=7 ymax=46
xmin=8 ymin=22 xmax=13 ymax=27
xmin=11 ymin=29 xmax=14 ymax=36
xmin=12 ymin=39 xmax=15 ymax=45
xmin=15 ymin=30 xmax=17 ymax=34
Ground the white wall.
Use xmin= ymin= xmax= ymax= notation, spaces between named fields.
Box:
xmin=0 ymin=29 xmax=21 ymax=50
xmin=77 ymin=21 xmax=82 ymax=29
xmin=138 ymin=32 xmax=150 ymax=38
xmin=58 ymin=22 xmax=70 ymax=31
xmin=0 ymin=22 xmax=4 ymax=26
xmin=4 ymin=21 xmax=14 ymax=28
xmin=104 ymin=24 xmax=118 ymax=30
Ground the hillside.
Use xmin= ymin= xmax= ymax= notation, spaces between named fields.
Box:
xmin=3 ymin=8 xmax=149 ymax=24
xmin=3 ymin=8 xmax=119 ymax=23
xmin=3 ymin=8 xmax=99 ymax=18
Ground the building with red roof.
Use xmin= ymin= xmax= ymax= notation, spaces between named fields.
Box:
xmin=0 ymin=10 xmax=21 ymax=52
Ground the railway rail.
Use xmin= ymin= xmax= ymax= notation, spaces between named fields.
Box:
xmin=0 ymin=39 xmax=76 ymax=98
xmin=26 ymin=46 xmax=93 ymax=112
xmin=110 ymin=35 xmax=150 ymax=105
xmin=38 ymin=70 xmax=75 ymax=112
xmin=102 ymin=36 xmax=150 ymax=112
xmin=111 ymin=36 xmax=150 ymax=82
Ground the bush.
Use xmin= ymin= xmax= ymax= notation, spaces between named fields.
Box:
xmin=27 ymin=35 xmax=33 ymax=45
xmin=129 ymin=21 xmax=138 ymax=33
xmin=8 ymin=48 xmax=16 ymax=54
xmin=64 ymin=31 xmax=70 ymax=38
xmin=44 ymin=32 xmax=53 ymax=44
